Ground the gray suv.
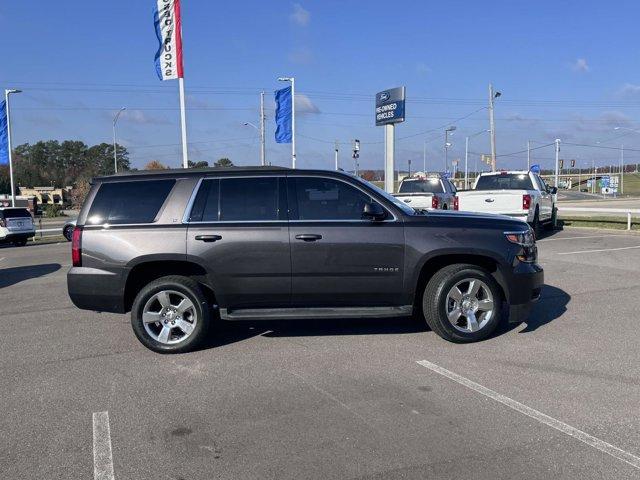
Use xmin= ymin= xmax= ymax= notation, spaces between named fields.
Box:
xmin=67 ymin=167 xmax=543 ymax=353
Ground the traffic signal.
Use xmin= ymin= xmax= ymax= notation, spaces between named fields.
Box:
xmin=570 ymin=159 xmax=575 ymax=168
xmin=559 ymin=159 xmax=564 ymax=169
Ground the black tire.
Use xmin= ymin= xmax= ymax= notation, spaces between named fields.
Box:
xmin=13 ymin=238 xmax=28 ymax=247
xmin=544 ymin=207 xmax=558 ymax=231
xmin=422 ymin=264 xmax=503 ymax=343
xmin=131 ymin=275 xmax=211 ymax=354
xmin=63 ymin=225 xmax=74 ymax=241
xmin=531 ymin=208 xmax=541 ymax=237
xmin=442 ymin=204 xmax=448 ymax=210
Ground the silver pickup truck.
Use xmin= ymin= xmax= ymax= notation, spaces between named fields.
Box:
xmin=392 ymin=174 xmax=458 ymax=211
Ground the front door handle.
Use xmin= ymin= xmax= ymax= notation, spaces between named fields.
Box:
xmin=295 ymin=234 xmax=322 ymax=242
xmin=195 ymin=234 xmax=222 ymax=242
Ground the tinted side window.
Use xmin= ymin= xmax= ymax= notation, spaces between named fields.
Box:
xmin=293 ymin=177 xmax=373 ymax=220
xmin=87 ymin=180 xmax=175 ymax=225
xmin=2 ymin=208 xmax=31 ymax=218
xmin=189 ymin=179 xmax=220 ymax=222
xmin=219 ymin=177 xmax=280 ymax=221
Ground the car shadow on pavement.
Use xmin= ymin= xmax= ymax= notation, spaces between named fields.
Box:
xmin=199 ymin=316 xmax=427 ymax=350
xmin=0 ymin=263 xmax=61 ymax=289
xmin=496 ymin=284 xmax=570 ymax=336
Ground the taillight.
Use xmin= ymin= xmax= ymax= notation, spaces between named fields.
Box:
xmin=0 ymin=218 xmax=5 ymax=227
xmin=522 ymin=194 xmax=531 ymax=210
xmin=432 ymin=196 xmax=439 ymax=209
xmin=453 ymin=196 xmax=459 ymax=210
xmin=71 ymin=227 xmax=82 ymax=267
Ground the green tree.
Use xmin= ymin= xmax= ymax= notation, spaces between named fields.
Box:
xmin=214 ymin=158 xmax=233 ymax=167
xmin=188 ymin=160 xmax=209 ymax=168
xmin=0 ymin=165 xmax=11 ymax=194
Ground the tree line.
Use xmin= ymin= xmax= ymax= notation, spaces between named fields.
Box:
xmin=0 ymin=139 xmax=235 ymax=205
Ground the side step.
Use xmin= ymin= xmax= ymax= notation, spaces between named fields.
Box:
xmin=219 ymin=305 xmax=413 ymax=321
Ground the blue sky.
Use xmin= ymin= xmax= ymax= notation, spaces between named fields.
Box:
xmin=2 ymin=0 xmax=640 ymax=171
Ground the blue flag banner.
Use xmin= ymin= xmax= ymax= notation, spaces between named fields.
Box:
xmin=0 ymin=101 xmax=8 ymax=165
xmin=274 ymin=86 xmax=292 ymax=144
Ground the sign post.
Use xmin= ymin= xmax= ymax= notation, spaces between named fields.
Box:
xmin=376 ymin=87 xmax=405 ymax=193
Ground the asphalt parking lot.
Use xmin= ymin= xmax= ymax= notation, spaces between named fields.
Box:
xmin=2 ymin=229 xmax=640 ymax=480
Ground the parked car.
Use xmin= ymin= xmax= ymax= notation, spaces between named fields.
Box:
xmin=456 ymin=170 xmax=557 ymax=233
xmin=63 ymin=219 xmax=76 ymax=241
xmin=392 ymin=173 xmax=458 ymax=211
xmin=0 ymin=207 xmax=36 ymax=246
xmin=67 ymin=167 xmax=543 ymax=353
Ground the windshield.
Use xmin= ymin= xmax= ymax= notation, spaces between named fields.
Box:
xmin=475 ymin=174 xmax=534 ymax=191
xmin=399 ymin=179 xmax=443 ymax=194
xmin=352 ymin=176 xmax=415 ymax=215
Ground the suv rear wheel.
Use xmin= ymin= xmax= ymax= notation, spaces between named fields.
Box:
xmin=131 ymin=275 xmax=211 ymax=353
xmin=422 ymin=264 xmax=502 ymax=343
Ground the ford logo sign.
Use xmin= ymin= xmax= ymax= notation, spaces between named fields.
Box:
xmin=379 ymin=92 xmax=390 ymax=102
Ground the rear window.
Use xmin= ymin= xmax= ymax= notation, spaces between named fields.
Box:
xmin=1 ymin=208 xmax=31 ymax=219
xmin=475 ymin=174 xmax=534 ymax=191
xmin=87 ymin=179 xmax=175 ymax=225
xmin=188 ymin=177 xmax=283 ymax=222
xmin=398 ymin=179 xmax=443 ymax=194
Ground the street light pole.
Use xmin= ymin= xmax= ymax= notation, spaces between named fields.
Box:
xmin=423 ymin=140 xmax=426 ymax=173
xmin=488 ymin=84 xmax=501 ymax=172
xmin=334 ymin=140 xmax=339 ymax=170
xmin=554 ymin=138 xmax=561 ymax=188
xmin=464 ymin=136 xmax=469 ymax=190
xmin=259 ymin=91 xmax=266 ymax=166
xmin=444 ymin=126 xmax=456 ymax=172
xmin=112 ymin=107 xmax=126 ymax=174
xmin=527 ymin=140 xmax=531 ymax=170
xmin=621 ymin=144 xmax=624 ymax=194
xmin=4 ymin=89 xmax=21 ymax=207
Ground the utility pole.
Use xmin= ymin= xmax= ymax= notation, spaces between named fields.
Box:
xmin=423 ymin=140 xmax=426 ymax=173
xmin=527 ymin=140 xmax=531 ymax=170
xmin=621 ymin=144 xmax=624 ymax=194
xmin=408 ymin=159 xmax=412 ymax=177
xmin=464 ymin=136 xmax=469 ymax=190
xmin=112 ymin=107 xmax=126 ymax=173
xmin=554 ymin=139 xmax=561 ymax=188
xmin=488 ymin=83 xmax=499 ymax=172
xmin=334 ymin=140 xmax=339 ymax=170
xmin=259 ymin=91 xmax=266 ymax=166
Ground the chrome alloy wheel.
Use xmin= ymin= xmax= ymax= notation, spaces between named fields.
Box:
xmin=142 ymin=290 xmax=198 ymax=345
xmin=445 ymin=278 xmax=495 ymax=333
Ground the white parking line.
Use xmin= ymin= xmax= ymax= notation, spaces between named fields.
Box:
xmin=538 ymin=234 xmax=631 ymax=242
xmin=93 ymin=411 xmax=115 ymax=480
xmin=416 ymin=360 xmax=640 ymax=470
xmin=557 ymin=245 xmax=640 ymax=255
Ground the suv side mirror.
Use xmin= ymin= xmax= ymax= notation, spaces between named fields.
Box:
xmin=549 ymin=186 xmax=558 ymax=195
xmin=362 ymin=202 xmax=386 ymax=221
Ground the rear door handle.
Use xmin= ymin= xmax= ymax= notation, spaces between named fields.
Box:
xmin=295 ymin=234 xmax=322 ymax=242
xmin=195 ymin=234 xmax=222 ymax=242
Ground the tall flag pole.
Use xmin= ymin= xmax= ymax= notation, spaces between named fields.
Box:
xmin=275 ymin=77 xmax=296 ymax=168
xmin=154 ymin=0 xmax=188 ymax=168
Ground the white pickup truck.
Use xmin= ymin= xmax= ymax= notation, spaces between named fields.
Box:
xmin=392 ymin=174 xmax=458 ymax=211
xmin=456 ymin=171 xmax=557 ymax=232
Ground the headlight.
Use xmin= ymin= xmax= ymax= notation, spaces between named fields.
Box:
xmin=504 ymin=229 xmax=535 ymax=247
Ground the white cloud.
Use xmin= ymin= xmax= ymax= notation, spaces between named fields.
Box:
xmin=618 ymin=83 xmax=640 ymax=96
xmin=290 ymin=3 xmax=310 ymax=26
xmin=295 ymin=94 xmax=320 ymax=115
xmin=571 ymin=58 xmax=589 ymax=73
xmin=288 ymin=46 xmax=313 ymax=64
xmin=416 ymin=62 xmax=431 ymax=75
xmin=121 ymin=109 xmax=170 ymax=125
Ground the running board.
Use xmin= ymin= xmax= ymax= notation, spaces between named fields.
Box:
xmin=219 ymin=305 xmax=413 ymax=321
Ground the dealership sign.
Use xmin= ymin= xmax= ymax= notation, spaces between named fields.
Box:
xmin=375 ymin=87 xmax=406 ymax=126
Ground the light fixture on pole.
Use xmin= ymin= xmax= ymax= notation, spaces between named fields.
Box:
xmin=4 ymin=89 xmax=22 ymax=207
xmin=112 ymin=107 xmax=126 ymax=174
xmin=444 ymin=126 xmax=456 ymax=171
xmin=278 ymin=77 xmax=296 ymax=168
xmin=488 ymin=84 xmax=501 ymax=171
xmin=465 ymin=129 xmax=490 ymax=190
xmin=243 ymin=121 xmax=264 ymax=166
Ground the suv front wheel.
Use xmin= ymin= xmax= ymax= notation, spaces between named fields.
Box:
xmin=422 ymin=264 xmax=502 ymax=343
xmin=131 ymin=275 xmax=211 ymax=353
